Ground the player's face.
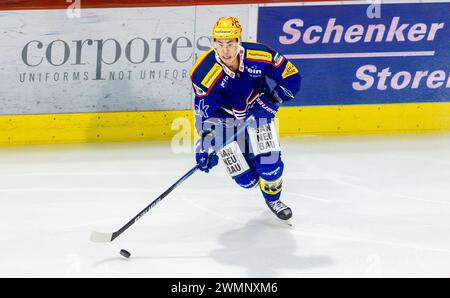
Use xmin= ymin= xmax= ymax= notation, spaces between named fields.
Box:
xmin=214 ymin=38 xmax=239 ymax=67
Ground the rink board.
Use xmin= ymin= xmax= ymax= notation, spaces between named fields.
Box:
xmin=1 ymin=0 xmax=450 ymax=145
xmin=1 ymin=103 xmax=450 ymax=145
xmin=258 ymin=1 xmax=450 ymax=106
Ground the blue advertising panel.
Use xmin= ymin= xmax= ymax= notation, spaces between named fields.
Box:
xmin=258 ymin=2 xmax=450 ymax=106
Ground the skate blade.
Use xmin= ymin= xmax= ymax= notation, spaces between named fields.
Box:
xmin=284 ymin=218 xmax=294 ymax=227
xmin=271 ymin=216 xmax=293 ymax=227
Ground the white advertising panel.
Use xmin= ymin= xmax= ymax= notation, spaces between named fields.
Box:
xmin=0 ymin=5 xmax=251 ymax=115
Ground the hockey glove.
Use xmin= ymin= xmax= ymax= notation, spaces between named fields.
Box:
xmin=252 ymin=93 xmax=279 ymax=120
xmin=195 ymin=131 xmax=219 ymax=173
xmin=196 ymin=151 xmax=219 ymax=173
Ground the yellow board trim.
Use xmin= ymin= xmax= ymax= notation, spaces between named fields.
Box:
xmin=246 ymin=49 xmax=273 ymax=62
xmin=1 ymin=102 xmax=450 ymax=145
xmin=0 ymin=110 xmax=194 ymax=146
xmin=277 ymin=102 xmax=450 ymax=136
xmin=201 ymin=63 xmax=222 ymax=89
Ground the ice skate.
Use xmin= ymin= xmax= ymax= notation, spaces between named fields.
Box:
xmin=265 ymin=199 xmax=293 ymax=225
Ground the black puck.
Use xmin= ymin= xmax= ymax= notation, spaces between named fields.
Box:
xmin=120 ymin=249 xmax=131 ymax=258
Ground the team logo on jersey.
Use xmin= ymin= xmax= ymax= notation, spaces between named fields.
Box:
xmin=273 ymin=53 xmax=285 ymax=67
xmin=201 ymin=63 xmax=222 ymax=89
xmin=193 ymin=83 xmax=207 ymax=96
xmin=281 ymin=61 xmax=299 ymax=79
xmin=246 ymin=50 xmax=272 ymax=62
xmin=195 ymin=99 xmax=209 ymax=118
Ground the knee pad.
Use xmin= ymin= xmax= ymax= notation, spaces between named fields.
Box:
xmin=234 ymin=170 xmax=259 ymax=189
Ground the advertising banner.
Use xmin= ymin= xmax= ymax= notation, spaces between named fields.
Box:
xmin=0 ymin=5 xmax=249 ymax=115
xmin=257 ymin=1 xmax=450 ymax=106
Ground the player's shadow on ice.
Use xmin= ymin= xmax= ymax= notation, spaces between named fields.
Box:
xmin=209 ymin=214 xmax=333 ymax=277
xmin=91 ymin=214 xmax=333 ymax=276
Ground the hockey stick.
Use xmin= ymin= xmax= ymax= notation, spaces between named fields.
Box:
xmin=90 ymin=164 xmax=199 ymax=243
xmin=90 ymin=118 xmax=253 ymax=243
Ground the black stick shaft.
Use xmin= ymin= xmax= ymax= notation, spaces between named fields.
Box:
xmin=110 ymin=165 xmax=199 ymax=241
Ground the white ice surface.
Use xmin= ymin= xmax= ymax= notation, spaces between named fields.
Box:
xmin=0 ymin=133 xmax=450 ymax=277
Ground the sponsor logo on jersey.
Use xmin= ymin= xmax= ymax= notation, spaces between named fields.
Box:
xmin=220 ymin=75 xmax=229 ymax=88
xmin=281 ymin=61 xmax=299 ymax=79
xmin=193 ymin=83 xmax=207 ymax=96
xmin=245 ymin=65 xmax=262 ymax=77
xmin=201 ymin=63 xmax=222 ymax=89
xmin=246 ymin=50 xmax=273 ymax=62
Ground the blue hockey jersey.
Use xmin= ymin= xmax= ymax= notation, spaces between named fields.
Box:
xmin=190 ymin=42 xmax=301 ymax=134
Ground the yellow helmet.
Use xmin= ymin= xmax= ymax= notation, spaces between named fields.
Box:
xmin=212 ymin=17 xmax=242 ymax=40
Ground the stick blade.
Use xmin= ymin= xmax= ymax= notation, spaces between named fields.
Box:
xmin=90 ymin=231 xmax=113 ymax=243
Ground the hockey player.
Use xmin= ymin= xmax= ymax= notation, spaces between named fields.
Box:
xmin=190 ymin=17 xmax=301 ymax=221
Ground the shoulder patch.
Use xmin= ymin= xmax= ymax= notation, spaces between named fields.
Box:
xmin=273 ymin=52 xmax=285 ymax=67
xmin=282 ymin=61 xmax=299 ymax=79
xmin=193 ymin=83 xmax=207 ymax=96
xmin=201 ymin=63 xmax=223 ymax=89
xmin=246 ymin=49 xmax=272 ymax=62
